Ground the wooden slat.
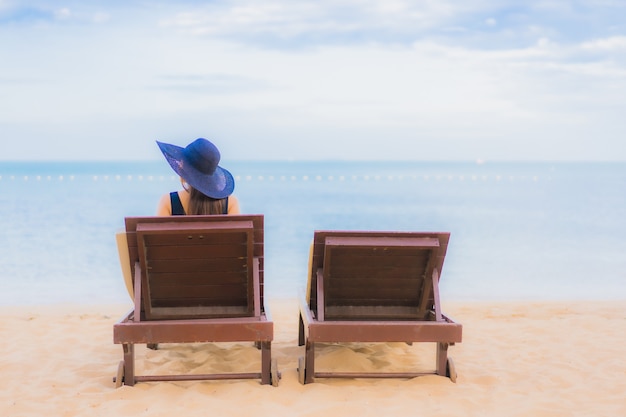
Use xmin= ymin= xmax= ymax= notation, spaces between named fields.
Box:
xmin=150 ymin=297 xmax=250 ymax=308
xmin=325 ymin=236 xmax=440 ymax=249
xmin=328 ymin=257 xmax=428 ymax=270
xmin=142 ymin=233 xmax=248 ymax=247
xmin=147 ymin=271 xmax=247 ymax=286
xmin=126 ymin=216 xmax=264 ymax=256
xmin=325 ymin=305 xmax=424 ymax=320
xmin=146 ymin=258 xmax=248 ymax=274
xmin=326 ymin=282 xmax=423 ymax=303
xmin=307 ymin=319 xmax=462 ymax=344
xmin=328 ymin=268 xmax=425 ymax=282
xmin=149 ymin=283 xmax=248 ymax=300
xmin=114 ymin=314 xmax=273 ymax=343
xmin=326 ymin=294 xmax=420 ymax=305
xmin=136 ymin=220 xmax=254 ymax=233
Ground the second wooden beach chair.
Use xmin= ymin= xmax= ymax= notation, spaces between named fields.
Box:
xmin=297 ymin=230 xmax=462 ymax=384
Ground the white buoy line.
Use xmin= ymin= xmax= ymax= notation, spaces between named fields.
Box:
xmin=0 ymin=174 xmax=548 ymax=182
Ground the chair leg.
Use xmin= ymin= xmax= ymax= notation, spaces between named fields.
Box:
xmin=298 ymin=313 xmax=305 ymax=346
xmin=122 ymin=343 xmax=135 ymax=386
xmin=304 ymin=341 xmax=315 ymax=384
xmin=436 ymin=342 xmax=449 ymax=377
xmin=260 ymin=341 xmax=271 ymax=385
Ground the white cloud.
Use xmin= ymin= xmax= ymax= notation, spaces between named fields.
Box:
xmin=0 ymin=0 xmax=13 ymax=12
xmin=157 ymin=1 xmax=464 ymax=43
xmin=581 ymin=36 xmax=626 ymax=51
xmin=54 ymin=7 xmax=71 ymax=20
xmin=92 ymin=11 xmax=110 ymax=23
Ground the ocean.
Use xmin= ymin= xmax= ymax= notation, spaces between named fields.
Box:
xmin=1 ymin=160 xmax=624 ymax=306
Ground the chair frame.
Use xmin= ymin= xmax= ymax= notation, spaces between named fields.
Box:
xmin=297 ymin=230 xmax=462 ymax=384
xmin=113 ymin=215 xmax=277 ymax=386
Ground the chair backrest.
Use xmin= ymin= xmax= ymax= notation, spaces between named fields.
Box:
xmin=124 ymin=215 xmax=265 ymax=320
xmin=309 ymin=231 xmax=450 ymax=321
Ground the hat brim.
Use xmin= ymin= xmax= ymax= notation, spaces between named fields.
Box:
xmin=157 ymin=141 xmax=235 ymax=199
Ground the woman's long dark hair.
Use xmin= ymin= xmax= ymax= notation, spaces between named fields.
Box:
xmin=187 ymin=187 xmax=227 ymax=215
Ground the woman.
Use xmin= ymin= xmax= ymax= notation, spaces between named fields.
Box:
xmin=155 ymin=138 xmax=240 ymax=215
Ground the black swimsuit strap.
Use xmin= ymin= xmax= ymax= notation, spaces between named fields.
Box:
xmin=170 ymin=191 xmax=185 ymax=215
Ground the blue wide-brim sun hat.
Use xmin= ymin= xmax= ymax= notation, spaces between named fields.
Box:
xmin=156 ymin=138 xmax=235 ymax=199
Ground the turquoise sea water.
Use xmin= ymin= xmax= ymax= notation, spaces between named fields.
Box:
xmin=0 ymin=161 xmax=624 ymax=305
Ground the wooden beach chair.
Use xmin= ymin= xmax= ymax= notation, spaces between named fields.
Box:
xmin=113 ymin=215 xmax=278 ymax=386
xmin=297 ymin=231 xmax=462 ymax=384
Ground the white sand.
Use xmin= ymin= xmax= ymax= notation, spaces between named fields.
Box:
xmin=1 ymin=298 xmax=625 ymax=417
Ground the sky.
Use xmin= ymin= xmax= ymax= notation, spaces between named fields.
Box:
xmin=1 ymin=0 xmax=625 ymax=161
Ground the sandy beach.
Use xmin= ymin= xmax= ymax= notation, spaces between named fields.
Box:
xmin=1 ymin=298 xmax=625 ymax=417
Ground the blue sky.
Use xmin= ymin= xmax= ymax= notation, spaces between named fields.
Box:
xmin=1 ymin=1 xmax=625 ymax=161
